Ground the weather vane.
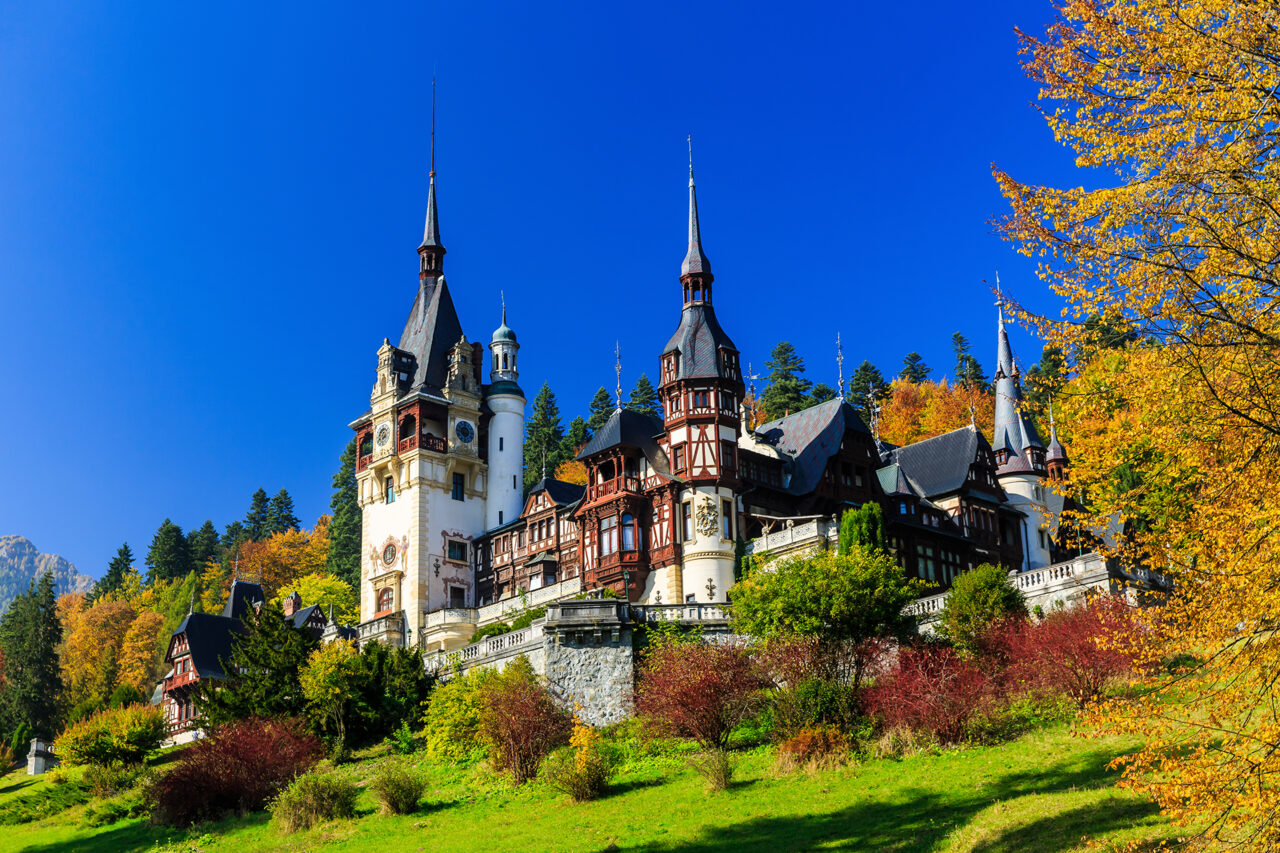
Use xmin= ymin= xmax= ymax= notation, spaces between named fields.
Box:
xmin=836 ymin=333 xmax=845 ymax=400
xmin=615 ymin=341 xmax=623 ymax=412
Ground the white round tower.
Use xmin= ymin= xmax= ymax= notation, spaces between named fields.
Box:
xmin=486 ymin=308 xmax=525 ymax=530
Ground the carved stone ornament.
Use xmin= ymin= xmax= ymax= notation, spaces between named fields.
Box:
xmin=695 ymin=496 xmax=719 ymax=538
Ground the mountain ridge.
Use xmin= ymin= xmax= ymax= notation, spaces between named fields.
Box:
xmin=0 ymin=536 xmax=95 ymax=615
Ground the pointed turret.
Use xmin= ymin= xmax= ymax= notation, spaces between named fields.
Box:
xmin=1047 ymin=402 xmax=1068 ymax=481
xmin=418 ymin=80 xmax=446 ymax=280
xmin=680 ymin=136 xmax=713 ymax=303
xmin=991 ymin=304 xmax=1045 ymax=475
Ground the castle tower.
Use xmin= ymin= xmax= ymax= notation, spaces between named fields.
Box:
xmin=1046 ymin=403 xmax=1069 ymax=483
xmin=486 ymin=306 xmax=525 ymax=529
xmin=991 ymin=304 xmax=1052 ymax=570
xmin=351 ymin=137 xmax=489 ymax=650
xmin=656 ymin=143 xmax=744 ymax=604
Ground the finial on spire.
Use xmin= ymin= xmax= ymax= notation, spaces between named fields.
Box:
xmin=747 ymin=362 xmax=758 ymax=399
xmin=419 ymin=78 xmax=444 ymax=261
xmin=969 ymin=400 xmax=977 ymax=429
xmin=836 ymin=333 xmax=845 ymax=400
xmin=615 ymin=341 xmax=623 ymax=412
xmin=430 ymin=76 xmax=437 ymax=178
xmin=868 ymin=390 xmax=882 ymax=444
xmin=688 ymin=134 xmax=694 ymax=184
xmin=501 ymin=289 xmax=506 ymax=325
xmin=995 ymin=270 xmax=1004 ymax=324
xmin=681 ymin=135 xmax=712 ymax=284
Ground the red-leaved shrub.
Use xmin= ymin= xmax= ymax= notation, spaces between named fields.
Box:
xmin=636 ymin=640 xmax=769 ymax=749
xmin=1009 ymin=596 xmax=1134 ymax=707
xmin=148 ymin=717 xmax=324 ymax=826
xmin=755 ymin=634 xmax=892 ymax=689
xmin=865 ymin=645 xmax=989 ymax=743
xmin=479 ymin=659 xmax=571 ymax=784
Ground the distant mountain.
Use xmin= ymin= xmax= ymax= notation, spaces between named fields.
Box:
xmin=0 ymin=536 xmax=95 ymax=615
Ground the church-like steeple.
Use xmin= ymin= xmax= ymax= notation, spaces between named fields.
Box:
xmin=418 ymin=80 xmax=446 ymax=281
xmin=991 ymin=297 xmax=1045 ymax=475
xmin=681 ymin=135 xmax=713 ymax=304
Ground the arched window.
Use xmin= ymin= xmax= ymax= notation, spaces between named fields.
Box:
xmin=502 ymin=353 xmax=509 ymax=369
xmin=599 ymin=516 xmax=618 ymax=557
xmin=376 ymin=587 xmax=394 ymax=613
xmin=621 ymin=513 xmax=636 ymax=551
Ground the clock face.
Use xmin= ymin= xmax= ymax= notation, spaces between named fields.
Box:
xmin=375 ymin=423 xmax=392 ymax=448
xmin=455 ymin=420 xmax=475 ymax=443
xmin=382 ymin=544 xmax=397 ymax=566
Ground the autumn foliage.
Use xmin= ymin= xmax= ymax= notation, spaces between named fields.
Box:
xmin=865 ymin=646 xmax=989 ymax=744
xmin=148 ymin=717 xmax=324 ymax=826
xmin=877 ymin=378 xmax=994 ymax=448
xmin=478 ymin=658 xmax=571 ymax=784
xmin=636 ymin=640 xmax=768 ymax=750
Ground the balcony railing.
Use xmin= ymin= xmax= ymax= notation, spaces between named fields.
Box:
xmin=586 ymin=477 xmax=641 ymax=501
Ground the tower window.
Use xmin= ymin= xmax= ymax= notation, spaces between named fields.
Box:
xmin=376 ymin=587 xmax=394 ymax=614
xmin=360 ymin=436 xmax=373 ymax=457
xmin=499 ymin=437 xmax=504 ymax=451
xmin=682 ymin=502 xmax=693 ymax=542
xmin=599 ymin=515 xmax=618 ymax=557
xmin=499 ymin=511 xmax=504 ymax=524
xmin=693 ymin=391 xmax=709 ymax=408
xmin=385 ymin=477 xmax=396 ymax=503
xmin=502 ymin=353 xmax=509 ymax=369
xmin=621 ymin=513 xmax=636 ymax=551
xmin=449 ymin=586 xmax=466 ymax=608
xmin=722 ymin=499 xmax=733 ymax=539
xmin=452 ymin=473 xmax=465 ymax=501
xmin=448 ymin=540 xmax=468 ymax=562
xmin=673 ymin=444 xmax=686 ymax=472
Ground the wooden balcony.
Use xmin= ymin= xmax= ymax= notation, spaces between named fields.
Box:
xmin=586 ymin=476 xmax=641 ymax=501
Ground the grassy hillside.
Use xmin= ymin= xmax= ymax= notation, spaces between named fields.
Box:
xmin=0 ymin=720 xmax=1179 ymax=853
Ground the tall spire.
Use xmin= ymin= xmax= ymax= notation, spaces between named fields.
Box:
xmin=681 ymin=135 xmax=712 ymax=300
xmin=418 ymin=78 xmax=445 ymax=279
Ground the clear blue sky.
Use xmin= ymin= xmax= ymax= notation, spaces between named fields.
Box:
xmin=0 ymin=2 xmax=1080 ymax=579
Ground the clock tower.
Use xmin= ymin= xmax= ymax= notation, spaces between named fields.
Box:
xmin=351 ymin=160 xmax=493 ymax=650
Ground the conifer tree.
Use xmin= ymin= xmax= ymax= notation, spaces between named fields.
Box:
xmin=188 ymin=521 xmax=220 ymax=569
xmin=848 ymin=360 xmax=889 ymax=424
xmin=951 ymin=333 xmax=972 ymax=382
xmin=326 ymin=438 xmax=362 ymax=590
xmin=899 ymin=352 xmax=931 ymax=383
xmin=586 ymin=386 xmax=614 ymax=435
xmin=561 ymin=416 xmax=590 ymax=464
xmin=145 ymin=519 xmax=191 ymax=584
xmin=244 ymin=488 xmax=271 ymax=541
xmin=524 ymin=383 xmax=565 ymax=490
xmin=808 ymin=383 xmax=838 ymax=407
xmin=0 ymin=572 xmax=63 ymax=738
xmin=626 ymin=374 xmax=662 ymax=418
xmin=268 ymin=489 xmax=301 ymax=535
xmin=194 ymin=602 xmax=316 ymax=727
xmin=93 ymin=543 xmax=134 ymax=601
xmin=761 ymin=341 xmax=813 ymax=420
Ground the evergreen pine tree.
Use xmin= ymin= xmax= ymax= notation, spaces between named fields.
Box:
xmin=560 ymin=416 xmax=590 ymax=464
xmin=193 ymin=602 xmax=317 ymax=727
xmin=838 ymin=503 xmax=886 ymax=555
xmin=0 ymin=572 xmax=63 ymax=738
xmin=145 ymin=519 xmax=191 ymax=584
xmin=93 ymin=542 xmax=134 ymax=601
xmin=220 ymin=521 xmax=246 ymax=552
xmin=326 ymin=438 xmax=362 ymax=590
xmin=899 ymin=352 xmax=931 ymax=383
xmin=761 ymin=341 xmax=813 ymax=420
xmin=586 ymin=386 xmax=614 ymax=435
xmin=848 ymin=360 xmax=889 ymax=423
xmin=268 ymin=489 xmax=301 ymax=535
xmin=952 ymin=333 xmax=972 ymax=383
xmin=625 ymin=374 xmax=662 ymax=418
xmin=523 ymin=383 xmax=565 ymax=490
xmin=188 ymin=521 xmax=220 ymax=569
xmin=808 ymin=383 xmax=838 ymax=407
xmin=1024 ymin=344 xmax=1068 ymax=422
xmin=244 ymin=488 xmax=271 ymax=540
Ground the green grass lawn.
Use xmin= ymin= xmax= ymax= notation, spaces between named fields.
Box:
xmin=0 ymin=722 xmax=1180 ymax=853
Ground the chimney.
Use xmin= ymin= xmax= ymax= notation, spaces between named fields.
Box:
xmin=282 ymin=590 xmax=301 ymax=618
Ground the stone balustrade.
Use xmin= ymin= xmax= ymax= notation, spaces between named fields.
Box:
xmin=629 ymin=603 xmax=731 ymax=624
xmin=424 ymin=620 xmax=546 ymax=675
xmin=422 ymin=608 xmax=476 ymax=629
xmin=744 ymin=518 xmax=838 ymax=560
xmin=473 ymin=575 xmax=584 ymax=626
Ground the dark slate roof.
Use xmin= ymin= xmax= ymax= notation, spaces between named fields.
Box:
xmin=173 ymin=612 xmax=246 ymax=681
xmin=419 ymin=173 xmax=443 ymax=251
xmin=876 ymin=463 xmax=917 ymax=497
xmin=487 ymin=380 xmax=523 ymax=398
xmin=292 ymin=604 xmax=321 ymax=631
xmin=525 ymin=551 xmax=557 ymax=566
xmin=528 ymin=478 xmax=587 ymax=506
xmin=577 ymin=409 xmax=671 ymax=476
xmin=397 ymin=275 xmax=465 ymax=397
xmin=682 ymin=172 xmax=711 ymax=278
xmin=755 ymin=398 xmax=872 ymax=495
xmin=886 ymin=426 xmax=990 ymax=499
xmin=222 ymin=580 xmax=265 ymax=621
xmin=661 ymin=304 xmax=738 ymax=379
xmin=1047 ymin=427 xmax=1067 ymax=462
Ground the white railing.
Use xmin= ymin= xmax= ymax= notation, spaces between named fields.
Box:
xmin=474 ymin=575 xmax=584 ymax=626
xmin=630 ymin=603 xmax=731 ymax=624
xmin=906 ymin=554 xmax=1115 ymax=621
xmin=423 ymin=608 xmax=476 ymax=629
xmin=424 ymin=620 xmax=546 ymax=674
xmin=744 ymin=519 xmax=838 ymax=557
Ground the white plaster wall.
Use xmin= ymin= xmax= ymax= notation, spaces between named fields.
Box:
xmin=486 ymin=392 xmax=525 ymax=530
xmin=1000 ymin=473 xmax=1054 ymax=570
xmin=677 ymin=484 xmax=737 ymax=603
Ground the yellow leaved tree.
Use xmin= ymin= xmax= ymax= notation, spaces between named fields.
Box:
xmin=996 ymin=1 xmax=1280 ymax=846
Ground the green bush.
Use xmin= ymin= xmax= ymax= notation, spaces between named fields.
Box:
xmin=385 ymin=720 xmax=417 ymax=755
xmin=470 ymin=621 xmax=512 ymax=643
xmin=270 ymin=770 xmax=358 ymax=833
xmin=83 ymin=762 xmax=140 ymax=799
xmin=767 ymin=678 xmax=862 ymax=740
xmin=83 ymin=787 xmax=147 ymax=827
xmin=541 ymin=721 xmax=614 ymax=802
xmin=938 ymin=563 xmax=1027 ymax=655
xmin=421 ymin=667 xmax=495 ymax=762
xmin=107 ymin=684 xmax=145 ymax=709
xmin=508 ymin=607 xmax=546 ymax=631
xmin=67 ymin=699 xmax=104 ymax=726
xmin=8 ymin=723 xmax=30 ymax=760
xmin=688 ymin=748 xmax=732 ymax=791
xmin=57 ymin=705 xmax=167 ymax=768
xmin=370 ymin=762 xmax=425 ymax=815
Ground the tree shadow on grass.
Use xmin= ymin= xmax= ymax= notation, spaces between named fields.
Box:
xmin=970 ymin=797 xmax=1164 ymax=853
xmin=0 ymin=777 xmax=36 ymax=796
xmin=635 ymin=745 xmax=1154 ymax=853
xmin=18 ymin=810 xmax=271 ymax=853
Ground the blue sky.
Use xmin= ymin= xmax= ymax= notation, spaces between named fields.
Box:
xmin=0 ymin=2 xmax=1080 ymax=579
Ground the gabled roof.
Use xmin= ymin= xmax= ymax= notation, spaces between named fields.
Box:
xmin=755 ymin=398 xmax=871 ymax=495
xmin=291 ymin=604 xmax=322 ymax=631
xmin=876 ymin=463 xmax=917 ymax=497
xmin=661 ymin=304 xmax=738 ymax=380
xmin=577 ymin=409 xmax=670 ymax=476
xmin=887 ymin=426 xmax=992 ymax=499
xmin=223 ymin=579 xmax=265 ymax=621
xmin=397 ymin=276 xmax=465 ymax=397
xmin=172 ymin=611 xmax=246 ymax=681
xmin=527 ymin=478 xmax=587 ymax=506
